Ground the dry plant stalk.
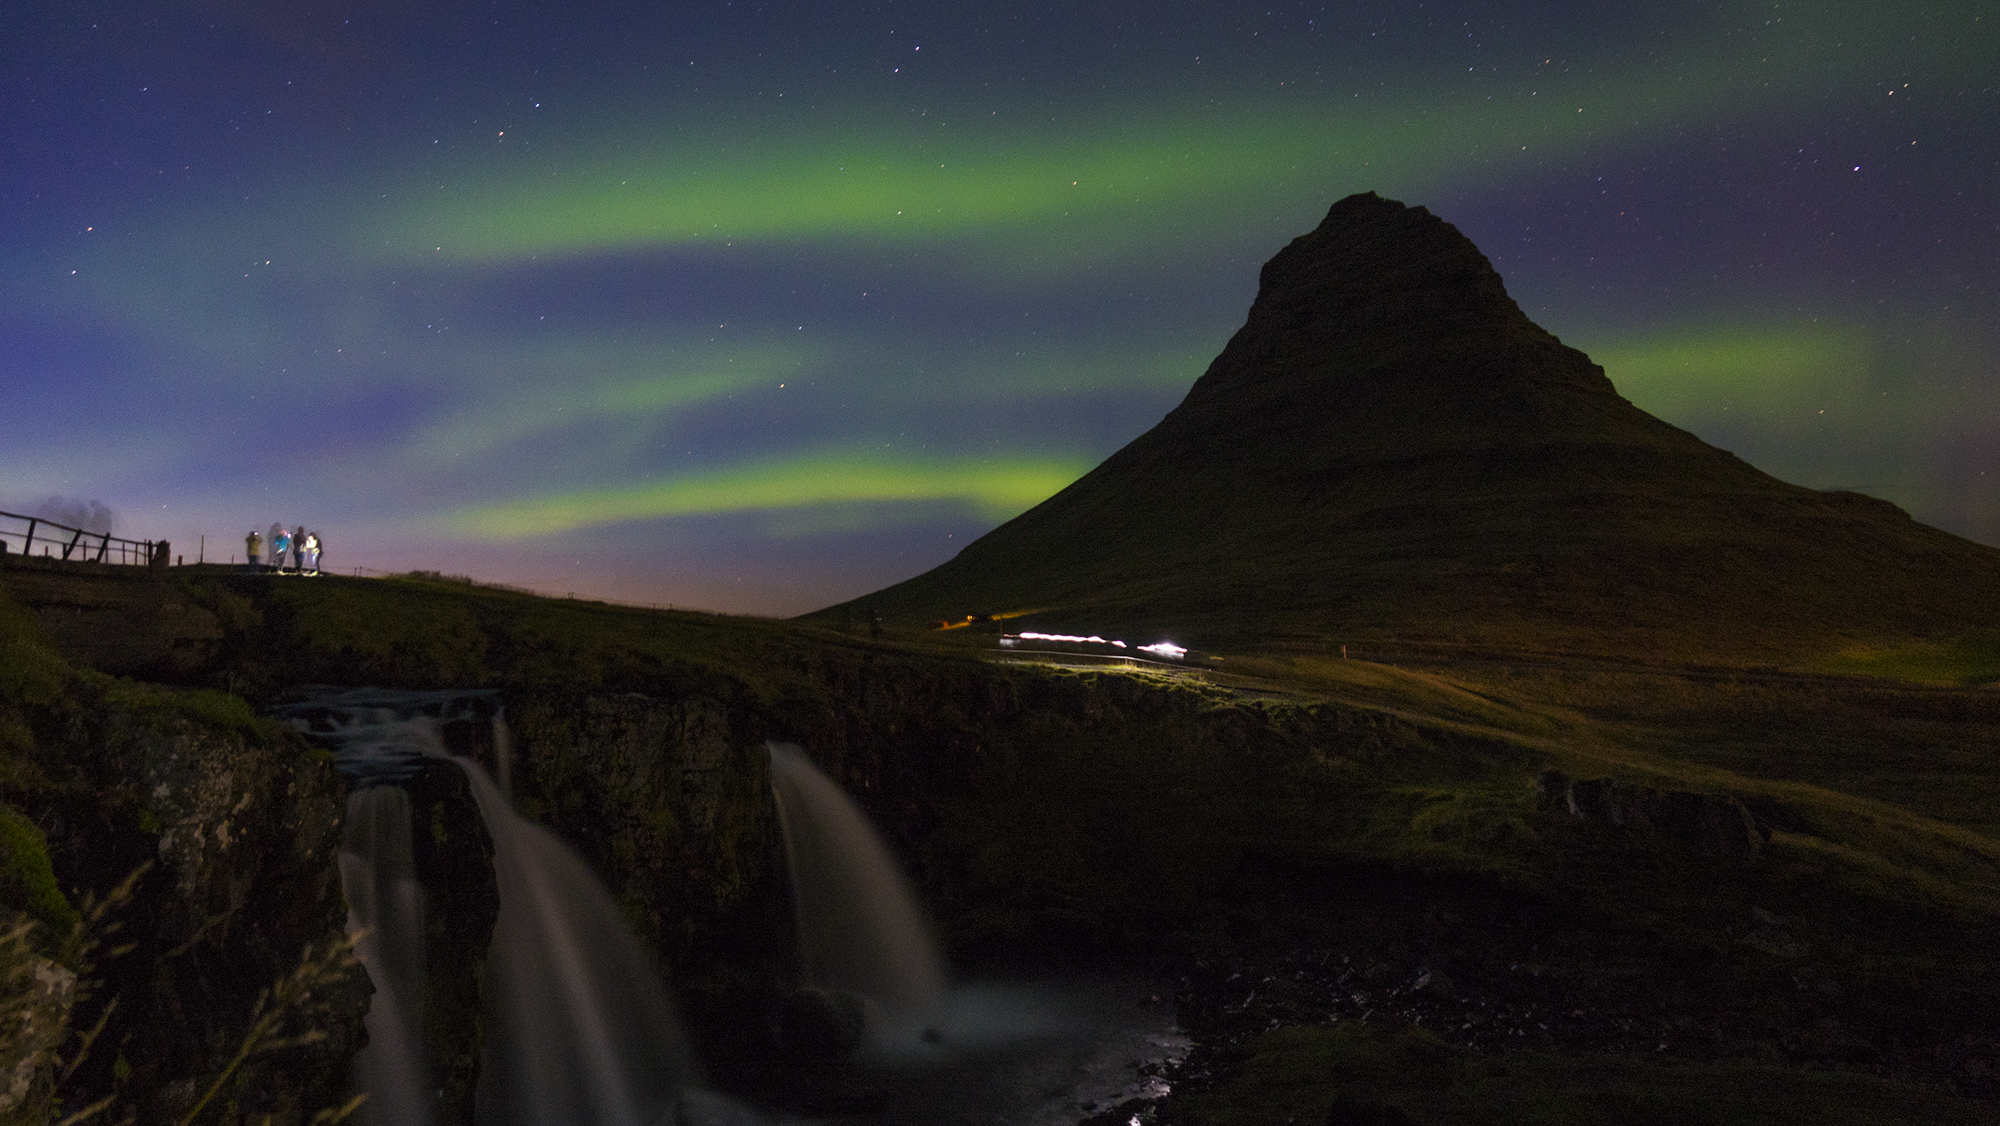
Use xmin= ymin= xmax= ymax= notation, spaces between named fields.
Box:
xmin=6 ymin=863 xmax=363 ymax=1126
xmin=0 ymin=916 xmax=66 ymax=1118
xmin=176 ymin=932 xmax=364 ymax=1126
xmin=1 ymin=863 xmax=149 ymax=1124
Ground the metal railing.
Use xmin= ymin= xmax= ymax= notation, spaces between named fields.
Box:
xmin=0 ymin=509 xmax=165 ymax=567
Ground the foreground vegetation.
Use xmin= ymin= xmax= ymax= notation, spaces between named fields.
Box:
xmin=3 ymin=558 xmax=1997 ymax=1121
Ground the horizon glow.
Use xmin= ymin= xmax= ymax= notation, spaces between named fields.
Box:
xmin=2 ymin=1 xmax=1994 ymax=614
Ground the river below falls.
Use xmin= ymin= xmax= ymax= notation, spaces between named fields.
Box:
xmin=693 ymin=979 xmax=1189 ymax=1126
xmin=291 ymin=688 xmax=1184 ymax=1126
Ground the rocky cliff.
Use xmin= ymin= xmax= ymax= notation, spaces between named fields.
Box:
xmin=0 ymin=585 xmax=363 ymax=1124
xmin=5 ymin=555 xmax=1999 ymax=1118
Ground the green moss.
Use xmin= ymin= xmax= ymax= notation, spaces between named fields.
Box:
xmin=0 ymin=803 xmax=79 ymax=933
xmin=0 ymin=592 xmax=71 ymax=716
xmin=97 ymin=675 xmax=278 ymax=741
xmin=268 ymin=576 xmax=493 ymax=686
xmin=1377 ymin=785 xmax=1543 ymax=871
xmin=1818 ymin=630 xmax=2000 ymax=686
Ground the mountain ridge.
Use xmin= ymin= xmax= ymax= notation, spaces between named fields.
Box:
xmin=825 ymin=193 xmax=2000 ymax=663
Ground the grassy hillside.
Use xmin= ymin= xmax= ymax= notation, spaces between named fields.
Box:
xmin=5 ymin=559 xmax=1998 ymax=1119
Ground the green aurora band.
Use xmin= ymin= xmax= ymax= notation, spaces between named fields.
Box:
xmin=20 ymin=1 xmax=1991 ymax=574
xmin=443 ymin=451 xmax=1094 ymax=539
xmin=355 ymin=3 xmax=1994 ymax=272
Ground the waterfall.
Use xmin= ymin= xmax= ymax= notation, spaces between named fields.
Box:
xmin=451 ymin=750 xmax=697 ymax=1126
xmin=340 ymin=785 xmax=432 ymax=1126
xmin=298 ymin=690 xmax=696 ymax=1126
xmin=767 ymin=742 xmax=947 ymax=1038
xmin=491 ymin=706 xmax=512 ymax=801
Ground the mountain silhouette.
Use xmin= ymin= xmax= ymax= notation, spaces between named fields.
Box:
xmin=830 ymin=193 xmax=2000 ymax=662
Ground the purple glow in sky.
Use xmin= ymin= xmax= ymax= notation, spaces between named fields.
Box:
xmin=3 ymin=1 xmax=1994 ymax=614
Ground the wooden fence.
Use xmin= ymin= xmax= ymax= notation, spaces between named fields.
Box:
xmin=0 ymin=509 xmax=166 ymax=567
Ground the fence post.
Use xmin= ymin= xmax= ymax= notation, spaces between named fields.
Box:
xmin=0 ymin=513 xmax=161 ymax=569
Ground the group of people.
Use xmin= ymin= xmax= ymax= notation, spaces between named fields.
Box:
xmin=245 ymin=524 xmax=323 ymax=575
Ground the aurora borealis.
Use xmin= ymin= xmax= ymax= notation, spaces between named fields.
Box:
xmin=3 ymin=2 xmax=1995 ymax=614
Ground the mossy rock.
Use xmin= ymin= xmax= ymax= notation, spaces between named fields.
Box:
xmin=0 ymin=803 xmax=78 ymax=934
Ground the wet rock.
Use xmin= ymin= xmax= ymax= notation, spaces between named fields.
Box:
xmin=1651 ymin=791 xmax=1763 ymax=858
xmin=770 ymin=986 xmax=868 ymax=1061
xmin=0 ymin=947 xmax=75 ymax=1122
xmin=1532 ymin=769 xmax=1569 ymax=813
xmin=1324 ymin=1099 xmax=1414 ymax=1126
xmin=2 ymin=670 xmax=362 ymax=1124
xmin=506 ymin=691 xmax=774 ymax=965
xmin=1566 ymin=777 xmax=1626 ymax=826
xmin=1076 ymin=1096 xmax=1155 ymax=1126
xmin=404 ymin=759 xmax=499 ymax=1125
xmin=101 ymin=710 xmax=361 ymax=1123
xmin=1420 ymin=970 xmax=1455 ymax=1000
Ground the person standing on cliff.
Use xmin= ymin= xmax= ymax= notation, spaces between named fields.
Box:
xmin=273 ymin=527 xmax=292 ymax=573
xmin=266 ymin=522 xmax=284 ymax=569
xmin=292 ymin=526 xmax=306 ymax=572
xmin=245 ymin=530 xmax=262 ymax=572
xmin=303 ymin=530 xmax=320 ymax=575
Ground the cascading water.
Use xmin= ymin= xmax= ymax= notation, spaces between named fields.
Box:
xmin=453 ymin=748 xmax=696 ymax=1126
xmin=767 ymin=742 xmax=948 ymax=1041
xmin=490 ymin=706 xmax=512 ymax=800
xmin=340 ymin=784 xmax=432 ymax=1126
xmin=300 ymin=692 xmax=466 ymax=1126
xmin=294 ymin=693 xmax=1183 ymax=1126
xmin=290 ymin=689 xmax=696 ymax=1126
xmin=759 ymin=744 xmax=1192 ymax=1126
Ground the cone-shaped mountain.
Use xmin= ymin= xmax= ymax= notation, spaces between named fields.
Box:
xmin=832 ymin=193 xmax=2000 ymax=661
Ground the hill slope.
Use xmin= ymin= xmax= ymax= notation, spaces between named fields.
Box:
xmin=828 ymin=193 xmax=2000 ymax=663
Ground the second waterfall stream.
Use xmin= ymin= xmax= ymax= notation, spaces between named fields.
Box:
xmin=767 ymin=742 xmax=949 ymax=1047
xmin=304 ymin=689 xmax=697 ymax=1126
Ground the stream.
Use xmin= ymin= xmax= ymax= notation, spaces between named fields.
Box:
xmin=285 ymin=687 xmax=1188 ymax=1126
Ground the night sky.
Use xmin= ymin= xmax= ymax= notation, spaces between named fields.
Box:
xmin=4 ymin=2 xmax=1995 ymax=615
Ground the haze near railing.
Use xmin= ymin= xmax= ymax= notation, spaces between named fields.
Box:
xmin=0 ymin=509 xmax=165 ymax=567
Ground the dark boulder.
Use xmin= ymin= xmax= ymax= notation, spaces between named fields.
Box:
xmin=1549 ymin=774 xmax=1766 ymax=859
xmin=1324 ymin=1098 xmax=1414 ymax=1125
